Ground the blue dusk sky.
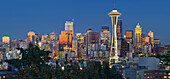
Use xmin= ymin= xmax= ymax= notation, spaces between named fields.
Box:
xmin=0 ymin=0 xmax=170 ymax=44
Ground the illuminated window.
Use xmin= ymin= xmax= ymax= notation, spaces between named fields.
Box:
xmin=144 ymin=73 xmax=146 ymax=75
xmin=147 ymin=76 xmax=149 ymax=79
xmin=3 ymin=76 xmax=5 ymax=78
xmin=168 ymin=73 xmax=170 ymax=75
xmin=168 ymin=76 xmax=170 ymax=78
xmin=164 ymin=76 xmax=167 ymax=78
xmin=150 ymin=76 xmax=152 ymax=78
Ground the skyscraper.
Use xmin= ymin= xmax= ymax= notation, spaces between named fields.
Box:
xmin=49 ymin=32 xmax=58 ymax=58
xmin=50 ymin=32 xmax=58 ymax=43
xmin=153 ymin=39 xmax=160 ymax=54
xmin=41 ymin=34 xmax=48 ymax=44
xmin=148 ymin=30 xmax=154 ymax=46
xmin=101 ymin=26 xmax=111 ymax=45
xmin=145 ymin=36 xmax=151 ymax=43
xmin=108 ymin=9 xmax=121 ymax=63
xmin=72 ymin=38 xmax=78 ymax=57
xmin=141 ymin=33 xmax=146 ymax=48
xmin=120 ymin=38 xmax=129 ymax=57
xmin=27 ymin=31 xmax=35 ymax=44
xmin=35 ymin=34 xmax=39 ymax=46
xmin=65 ymin=21 xmax=74 ymax=38
xmin=117 ymin=20 xmax=123 ymax=52
xmin=125 ymin=30 xmax=133 ymax=44
xmin=2 ymin=36 xmax=10 ymax=44
xmin=59 ymin=30 xmax=73 ymax=51
xmin=135 ymin=23 xmax=142 ymax=48
xmin=86 ymin=29 xmax=99 ymax=58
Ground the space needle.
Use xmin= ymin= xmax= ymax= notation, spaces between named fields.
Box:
xmin=108 ymin=8 xmax=121 ymax=64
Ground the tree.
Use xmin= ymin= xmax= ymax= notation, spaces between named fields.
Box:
xmin=6 ymin=43 xmax=53 ymax=79
xmin=156 ymin=51 xmax=170 ymax=65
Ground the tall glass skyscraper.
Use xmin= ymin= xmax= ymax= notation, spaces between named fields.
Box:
xmin=135 ymin=23 xmax=142 ymax=48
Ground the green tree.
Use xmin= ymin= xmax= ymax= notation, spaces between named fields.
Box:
xmin=6 ymin=43 xmax=53 ymax=79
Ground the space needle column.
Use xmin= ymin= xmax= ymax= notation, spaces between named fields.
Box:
xmin=108 ymin=9 xmax=121 ymax=64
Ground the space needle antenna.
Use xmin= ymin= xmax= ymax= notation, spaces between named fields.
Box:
xmin=114 ymin=0 xmax=116 ymax=9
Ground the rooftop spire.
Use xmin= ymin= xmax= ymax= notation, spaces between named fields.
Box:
xmin=136 ymin=23 xmax=141 ymax=28
xmin=114 ymin=0 xmax=116 ymax=9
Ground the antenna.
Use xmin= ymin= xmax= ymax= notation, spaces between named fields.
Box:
xmin=72 ymin=19 xmax=74 ymax=22
xmin=114 ymin=0 xmax=116 ymax=9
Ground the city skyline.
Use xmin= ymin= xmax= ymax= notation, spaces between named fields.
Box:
xmin=0 ymin=0 xmax=170 ymax=44
xmin=0 ymin=1 xmax=170 ymax=79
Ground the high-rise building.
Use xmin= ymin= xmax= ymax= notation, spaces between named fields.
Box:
xmin=27 ymin=31 xmax=35 ymax=44
xmin=101 ymin=27 xmax=110 ymax=42
xmin=59 ymin=31 xmax=73 ymax=45
xmin=141 ymin=33 xmax=145 ymax=48
xmin=50 ymin=32 xmax=58 ymax=43
xmin=35 ymin=34 xmax=39 ymax=46
xmin=2 ymin=36 xmax=10 ymax=60
xmin=72 ymin=38 xmax=78 ymax=57
xmin=120 ymin=38 xmax=129 ymax=57
xmin=65 ymin=21 xmax=74 ymax=38
xmin=59 ymin=30 xmax=73 ymax=51
xmin=41 ymin=34 xmax=49 ymax=44
xmin=77 ymin=35 xmax=85 ymax=58
xmin=52 ymin=41 xmax=59 ymax=59
xmin=101 ymin=26 xmax=110 ymax=51
xmin=135 ymin=23 xmax=142 ymax=48
xmin=49 ymin=32 xmax=59 ymax=58
xmin=148 ymin=30 xmax=154 ymax=46
xmin=117 ymin=20 xmax=123 ymax=52
xmin=125 ymin=30 xmax=133 ymax=44
xmin=86 ymin=29 xmax=99 ymax=58
xmin=153 ymin=39 xmax=160 ymax=54
xmin=145 ymin=36 xmax=151 ymax=43
xmin=2 ymin=36 xmax=10 ymax=44
xmin=10 ymin=39 xmax=18 ymax=50
xmin=101 ymin=31 xmax=110 ymax=49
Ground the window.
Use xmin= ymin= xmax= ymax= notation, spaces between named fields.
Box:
xmin=164 ymin=73 xmax=167 ymax=75
xmin=164 ymin=76 xmax=167 ymax=78
xmin=3 ymin=76 xmax=5 ymax=79
xmin=144 ymin=73 xmax=146 ymax=75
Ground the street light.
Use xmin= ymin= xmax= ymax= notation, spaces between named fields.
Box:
xmin=62 ymin=66 xmax=64 ymax=70
xmin=80 ymin=67 xmax=83 ymax=70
